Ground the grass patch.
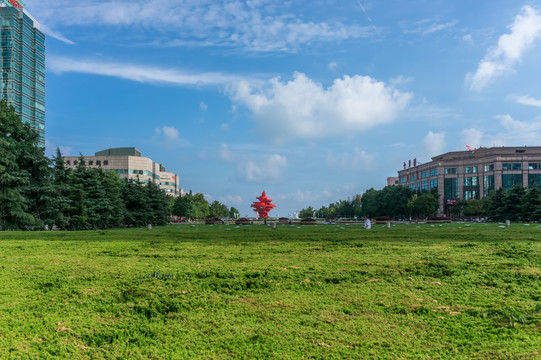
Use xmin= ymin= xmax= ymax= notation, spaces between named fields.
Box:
xmin=0 ymin=223 xmax=540 ymax=358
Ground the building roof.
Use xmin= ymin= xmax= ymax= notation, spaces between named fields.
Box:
xmin=431 ymin=146 xmax=541 ymax=162
xmin=94 ymin=147 xmax=142 ymax=157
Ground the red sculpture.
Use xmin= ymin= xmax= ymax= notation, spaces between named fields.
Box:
xmin=250 ymin=191 xmax=276 ymax=221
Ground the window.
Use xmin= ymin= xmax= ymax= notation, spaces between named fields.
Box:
xmin=464 ymin=177 xmax=478 ymax=186
xmin=421 ymin=180 xmax=429 ymax=191
xmin=103 ymin=160 xmax=108 ymax=165
xmin=400 ymin=177 xmax=406 ymax=183
xmin=444 ymin=178 xmax=459 ymax=200
xmin=445 ymin=168 xmax=457 ymax=175
xmin=484 ymin=164 xmax=494 ymax=171
xmin=529 ymin=163 xmax=538 ymax=170
xmin=502 ymin=174 xmax=523 ymax=190
xmin=73 ymin=160 xmax=78 ymax=165
xmin=96 ymin=160 xmax=101 ymax=166
xmin=483 ymin=175 xmax=494 ymax=196
xmin=88 ymin=160 xmax=93 ymax=166
xmin=65 ymin=160 xmax=70 ymax=165
xmin=513 ymin=163 xmax=522 ymax=170
xmin=411 ymin=174 xmax=416 ymax=181
xmin=502 ymin=163 xmax=511 ymax=170
xmin=422 ymin=171 xmax=429 ymax=178
xmin=430 ymin=169 xmax=438 ymax=176
xmin=430 ymin=179 xmax=438 ymax=189
xmin=464 ymin=190 xmax=479 ymax=200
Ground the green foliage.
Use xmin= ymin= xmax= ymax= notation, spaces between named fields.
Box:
xmin=209 ymin=200 xmax=229 ymax=218
xmin=172 ymin=192 xmax=209 ymax=220
xmin=299 ymin=206 xmax=315 ymax=218
xmin=228 ymin=206 xmax=239 ymax=219
xmin=0 ymin=105 xmax=173 ymax=230
xmin=407 ymin=192 xmax=438 ymax=217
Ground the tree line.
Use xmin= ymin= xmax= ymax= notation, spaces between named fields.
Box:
xmin=0 ymin=101 xmax=236 ymax=230
xmin=299 ymin=186 xmax=439 ymax=219
xmin=300 ymin=183 xmax=541 ymax=221
xmin=171 ymin=192 xmax=239 ymax=220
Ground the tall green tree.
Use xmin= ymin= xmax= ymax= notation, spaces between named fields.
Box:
xmin=209 ymin=200 xmax=229 ymax=218
xmin=407 ymin=193 xmax=438 ymax=217
xmin=522 ymin=187 xmax=541 ymax=221
xmin=228 ymin=206 xmax=239 ymax=219
xmin=0 ymin=100 xmax=35 ymax=229
xmin=502 ymin=185 xmax=525 ymax=221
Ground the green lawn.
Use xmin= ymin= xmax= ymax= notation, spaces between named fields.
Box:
xmin=0 ymin=223 xmax=540 ymax=359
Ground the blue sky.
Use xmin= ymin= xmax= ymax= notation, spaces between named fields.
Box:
xmin=25 ymin=0 xmax=541 ymax=217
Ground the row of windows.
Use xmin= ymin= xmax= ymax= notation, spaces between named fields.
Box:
xmin=409 ymin=179 xmax=438 ymax=191
xmin=407 ymin=162 xmax=541 ymax=181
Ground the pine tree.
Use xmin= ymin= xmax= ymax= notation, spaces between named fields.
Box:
xmin=0 ymin=100 xmax=35 ymax=229
xmin=522 ymin=187 xmax=541 ymax=222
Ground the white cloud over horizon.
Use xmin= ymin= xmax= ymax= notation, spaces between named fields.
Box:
xmin=326 ymin=148 xmax=375 ymax=172
xmin=466 ymin=6 xmax=541 ymax=91
xmin=229 ymin=72 xmax=412 ymax=142
xmin=25 ymin=0 xmax=375 ymax=53
xmin=47 ymin=57 xmax=245 ymax=86
xmin=512 ymin=94 xmax=541 ymax=108
xmin=423 ymin=131 xmax=446 ymax=158
xmin=236 ymin=154 xmax=287 ymax=182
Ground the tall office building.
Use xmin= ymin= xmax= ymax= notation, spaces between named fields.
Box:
xmin=0 ymin=1 xmax=45 ymax=145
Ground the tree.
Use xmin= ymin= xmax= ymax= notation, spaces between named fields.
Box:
xmin=146 ymin=182 xmax=170 ymax=225
xmin=0 ymin=100 xmax=35 ymax=229
xmin=299 ymin=206 xmax=315 ymax=218
xmin=122 ymin=178 xmax=150 ymax=227
xmin=463 ymin=199 xmax=485 ymax=217
xmin=408 ymin=193 xmax=438 ymax=217
xmin=209 ymin=201 xmax=228 ymax=218
xmin=522 ymin=187 xmax=541 ymax=221
xmin=502 ymin=185 xmax=525 ymax=221
xmin=228 ymin=206 xmax=239 ymax=219
xmin=485 ymin=188 xmax=506 ymax=221
xmin=172 ymin=192 xmax=209 ymax=220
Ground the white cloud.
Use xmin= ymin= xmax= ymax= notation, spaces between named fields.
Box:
xmin=39 ymin=24 xmax=75 ymax=45
xmin=465 ymin=114 xmax=541 ymax=147
xmin=229 ymin=72 xmax=412 ymax=142
xmin=200 ymin=101 xmax=208 ymax=111
xmin=48 ymin=57 xmax=244 ymax=86
xmin=512 ymin=94 xmax=541 ymax=108
xmin=466 ymin=6 xmax=541 ymax=91
xmin=218 ymin=144 xmax=234 ymax=162
xmin=460 ymin=128 xmax=484 ymax=149
xmin=236 ymin=154 xmax=287 ymax=182
xmin=25 ymin=0 xmax=375 ymax=53
xmin=220 ymin=123 xmax=230 ymax=131
xmin=326 ymin=148 xmax=374 ymax=171
xmin=463 ymin=34 xmax=474 ymax=46
xmin=162 ymin=126 xmax=179 ymax=140
xmin=218 ymin=195 xmax=244 ymax=206
xmin=328 ymin=61 xmax=337 ymax=70
xmin=423 ymin=131 xmax=446 ymax=157
xmin=404 ymin=19 xmax=458 ymax=36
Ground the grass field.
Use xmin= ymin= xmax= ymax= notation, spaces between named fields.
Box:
xmin=0 ymin=223 xmax=540 ymax=359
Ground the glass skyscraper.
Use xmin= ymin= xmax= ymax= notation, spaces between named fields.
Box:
xmin=0 ymin=1 xmax=45 ymax=145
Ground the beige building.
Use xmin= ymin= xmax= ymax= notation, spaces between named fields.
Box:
xmin=63 ymin=147 xmax=182 ymax=197
xmin=397 ymin=146 xmax=541 ymax=214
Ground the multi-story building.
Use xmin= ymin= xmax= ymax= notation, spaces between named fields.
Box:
xmin=0 ymin=1 xmax=46 ymax=145
xmin=397 ymin=146 xmax=541 ymax=214
xmin=63 ymin=147 xmax=182 ymax=197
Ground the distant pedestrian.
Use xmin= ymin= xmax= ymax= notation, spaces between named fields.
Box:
xmin=364 ymin=218 xmax=371 ymax=230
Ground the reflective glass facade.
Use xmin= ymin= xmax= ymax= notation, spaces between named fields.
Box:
xmin=0 ymin=5 xmax=45 ymax=145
